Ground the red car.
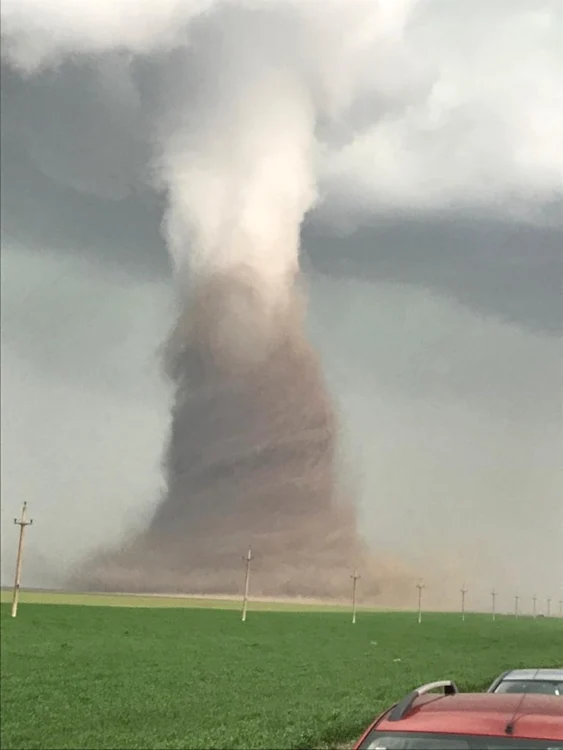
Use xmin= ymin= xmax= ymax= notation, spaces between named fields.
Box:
xmin=353 ymin=680 xmax=563 ymax=749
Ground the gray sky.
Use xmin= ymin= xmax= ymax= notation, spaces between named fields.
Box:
xmin=1 ymin=0 xmax=562 ymax=608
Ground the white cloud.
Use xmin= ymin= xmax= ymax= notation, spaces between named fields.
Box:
xmin=319 ymin=1 xmax=563 ymax=222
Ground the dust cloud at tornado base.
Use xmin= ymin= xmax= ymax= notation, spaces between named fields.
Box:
xmin=74 ymin=269 xmax=413 ymax=604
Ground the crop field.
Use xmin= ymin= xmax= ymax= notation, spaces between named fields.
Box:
xmin=1 ymin=597 xmax=562 ymax=750
xmin=0 ymin=590 xmax=364 ymax=612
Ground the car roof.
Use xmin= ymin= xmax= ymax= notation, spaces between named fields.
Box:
xmin=375 ymin=693 xmax=563 ymax=740
xmin=500 ymin=668 xmax=563 ymax=682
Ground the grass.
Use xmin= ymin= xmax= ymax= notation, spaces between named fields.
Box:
xmin=1 ymin=602 xmax=562 ymax=750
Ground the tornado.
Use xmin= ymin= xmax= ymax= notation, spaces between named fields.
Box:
xmin=76 ymin=268 xmax=411 ymax=602
xmin=62 ymin=3 xmax=413 ymax=602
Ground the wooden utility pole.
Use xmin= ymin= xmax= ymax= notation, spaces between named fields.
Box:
xmin=460 ymin=583 xmax=468 ymax=622
xmin=491 ymin=589 xmax=497 ymax=621
xmin=514 ymin=595 xmax=519 ymax=619
xmin=351 ymin=569 xmax=360 ymax=624
xmin=416 ymin=579 xmax=425 ymax=624
xmin=532 ymin=595 xmax=537 ymax=619
xmin=241 ymin=545 xmax=253 ymax=623
xmin=559 ymin=599 xmax=563 ymax=618
xmin=546 ymin=598 xmax=551 ymax=618
xmin=11 ymin=502 xmax=34 ymax=618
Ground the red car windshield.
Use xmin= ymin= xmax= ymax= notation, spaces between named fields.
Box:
xmin=358 ymin=731 xmax=563 ymax=749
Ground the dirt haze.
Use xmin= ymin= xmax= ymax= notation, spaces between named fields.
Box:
xmin=74 ymin=270 xmax=414 ymax=605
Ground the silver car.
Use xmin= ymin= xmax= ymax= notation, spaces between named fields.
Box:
xmin=488 ymin=668 xmax=563 ymax=696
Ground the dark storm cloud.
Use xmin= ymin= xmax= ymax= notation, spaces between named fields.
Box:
xmin=2 ymin=76 xmax=561 ymax=337
xmin=1 ymin=0 xmax=562 ymax=329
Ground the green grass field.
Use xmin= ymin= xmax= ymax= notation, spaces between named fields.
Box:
xmin=1 ymin=599 xmax=562 ymax=750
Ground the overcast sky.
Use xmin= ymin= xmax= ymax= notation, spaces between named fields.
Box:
xmin=1 ymin=0 xmax=562 ymax=608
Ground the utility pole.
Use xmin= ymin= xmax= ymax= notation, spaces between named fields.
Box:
xmin=532 ymin=595 xmax=537 ymax=620
xmin=241 ymin=545 xmax=253 ymax=623
xmin=491 ymin=589 xmax=497 ymax=621
xmin=546 ymin=598 xmax=551 ymax=618
xmin=460 ymin=583 xmax=468 ymax=622
xmin=416 ymin=579 xmax=425 ymax=624
xmin=11 ymin=502 xmax=34 ymax=618
xmin=514 ymin=595 xmax=519 ymax=619
xmin=559 ymin=599 xmax=563 ymax=618
xmin=351 ymin=569 xmax=360 ymax=624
